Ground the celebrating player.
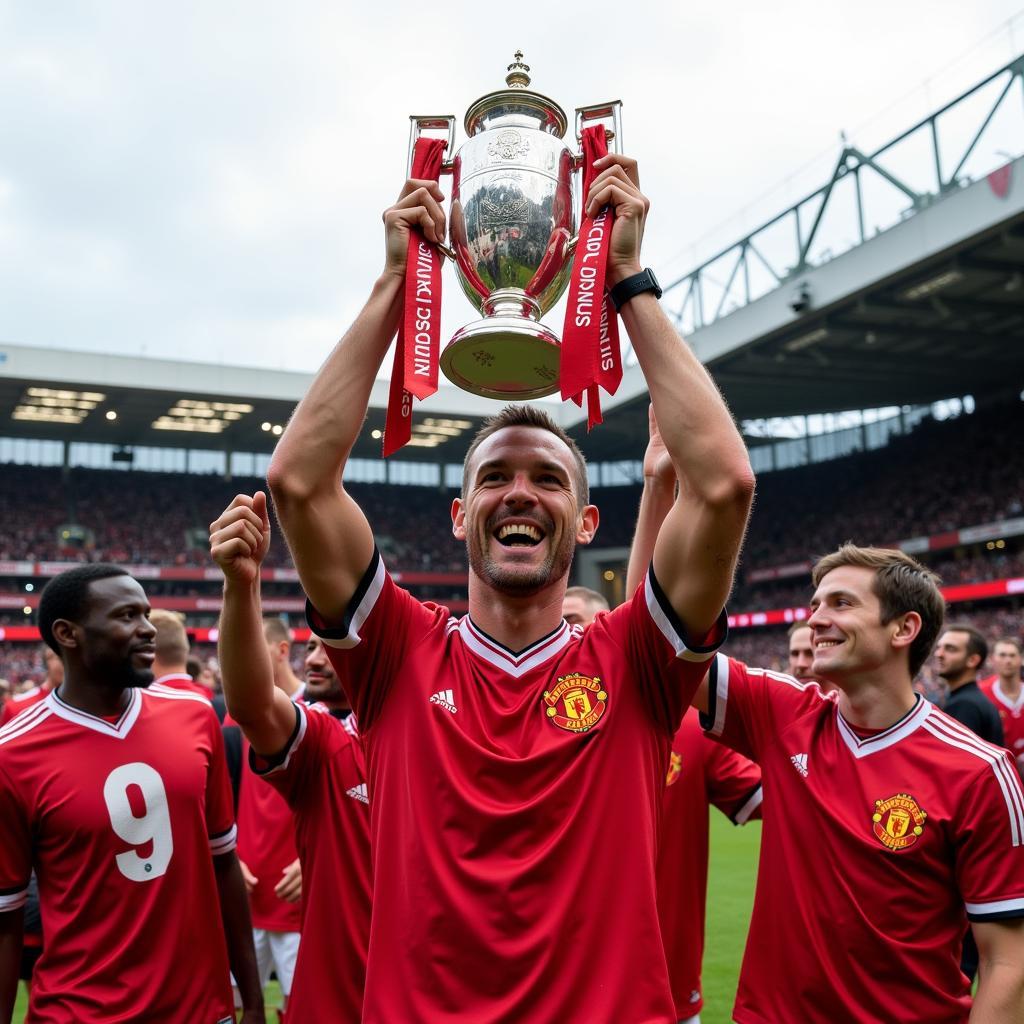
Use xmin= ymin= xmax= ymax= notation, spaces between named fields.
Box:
xmin=701 ymin=550 xmax=1024 ymax=1022
xmin=0 ymin=564 xmax=263 ymax=1023
xmin=211 ymin=493 xmax=371 ymax=1022
xmin=260 ymin=158 xmax=755 ymax=1021
xmin=562 ymin=586 xmax=762 ymax=1024
xmin=982 ymin=637 xmax=1024 ymax=777
xmin=629 ymin=409 xmax=1024 ymax=1021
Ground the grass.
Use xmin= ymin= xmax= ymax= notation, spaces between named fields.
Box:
xmin=13 ymin=823 xmax=760 ymax=1023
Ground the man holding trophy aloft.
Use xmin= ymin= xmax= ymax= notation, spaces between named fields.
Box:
xmin=217 ymin=55 xmax=755 ymax=1022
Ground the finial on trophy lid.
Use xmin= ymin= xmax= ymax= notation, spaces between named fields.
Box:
xmin=505 ymin=50 xmax=531 ymax=89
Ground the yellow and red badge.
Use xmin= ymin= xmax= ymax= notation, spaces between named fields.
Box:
xmin=665 ymin=751 xmax=683 ymax=787
xmin=872 ymin=793 xmax=927 ymax=851
xmin=543 ymin=674 xmax=608 ymax=733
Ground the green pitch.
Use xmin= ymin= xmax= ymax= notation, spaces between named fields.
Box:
xmin=12 ymin=821 xmax=759 ymax=1023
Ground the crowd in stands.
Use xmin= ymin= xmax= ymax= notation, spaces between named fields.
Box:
xmin=2 ymin=401 xmax=1023 ymax=689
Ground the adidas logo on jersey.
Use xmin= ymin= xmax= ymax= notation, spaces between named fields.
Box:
xmin=346 ymin=783 xmax=368 ymax=804
xmin=791 ymin=753 xmax=809 ymax=777
xmin=430 ymin=689 xmax=457 ymax=714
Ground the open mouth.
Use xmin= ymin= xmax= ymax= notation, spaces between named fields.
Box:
xmin=495 ymin=523 xmax=544 ymax=548
xmin=815 ymin=640 xmax=842 ymax=650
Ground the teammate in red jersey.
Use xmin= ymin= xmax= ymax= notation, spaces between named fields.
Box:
xmin=211 ymin=500 xmax=371 ymax=1022
xmin=257 ymin=159 xmax=754 ymax=1022
xmin=0 ymin=648 xmax=62 ymax=726
xmin=229 ymin=620 xmax=306 ymax=1022
xmin=150 ymin=608 xmax=215 ymax=701
xmin=699 ymin=546 xmax=1024 ymax=1023
xmin=981 ymin=637 xmax=1024 ymax=778
xmin=563 ymin=586 xmax=762 ymax=1024
xmin=0 ymin=564 xmax=263 ymax=1024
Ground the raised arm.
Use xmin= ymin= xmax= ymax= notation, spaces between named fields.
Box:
xmin=210 ymin=491 xmax=297 ymax=756
xmin=624 ymin=405 xmax=713 ymax=713
xmin=266 ymin=179 xmax=447 ymax=621
xmin=588 ymin=156 xmax=754 ymax=638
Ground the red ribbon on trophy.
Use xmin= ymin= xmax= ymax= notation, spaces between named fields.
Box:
xmin=560 ymin=125 xmax=623 ymax=429
xmin=383 ymin=136 xmax=449 ymax=456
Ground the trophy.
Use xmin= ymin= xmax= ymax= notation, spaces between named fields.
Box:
xmin=408 ymin=52 xmax=621 ymax=400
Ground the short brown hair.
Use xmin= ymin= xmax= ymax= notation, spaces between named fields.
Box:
xmin=149 ymin=608 xmax=189 ymax=663
xmin=564 ymin=586 xmax=610 ymax=614
xmin=461 ymin=405 xmax=589 ymax=507
xmin=811 ymin=544 xmax=944 ymax=678
xmin=942 ymin=622 xmax=988 ymax=668
xmin=995 ymin=636 xmax=1022 ymax=653
xmin=787 ymin=620 xmax=811 ymax=638
xmin=262 ymin=617 xmax=293 ymax=645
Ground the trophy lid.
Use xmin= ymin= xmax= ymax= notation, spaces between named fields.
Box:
xmin=464 ymin=51 xmax=569 ymax=139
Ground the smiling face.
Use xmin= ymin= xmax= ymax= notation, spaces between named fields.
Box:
xmin=807 ymin=565 xmax=917 ymax=687
xmin=72 ymin=576 xmax=157 ymax=690
xmin=453 ymin=425 xmax=598 ymax=598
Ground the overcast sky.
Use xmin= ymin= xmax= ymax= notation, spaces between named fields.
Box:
xmin=1 ymin=0 xmax=1022 ymax=375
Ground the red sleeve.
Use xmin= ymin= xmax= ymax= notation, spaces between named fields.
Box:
xmin=306 ymin=549 xmax=447 ymax=729
xmin=204 ymin=707 xmax=238 ymax=856
xmin=0 ymin=761 xmax=31 ymax=910
xmin=703 ymin=734 xmax=763 ymax=823
xmin=701 ymin=653 xmax=826 ymax=762
xmin=954 ymin=748 xmax=1024 ymax=921
xmin=253 ymin=703 xmax=329 ymax=808
xmin=592 ymin=565 xmax=727 ymax=734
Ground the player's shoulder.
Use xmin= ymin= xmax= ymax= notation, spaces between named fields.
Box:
xmin=9 ymin=686 xmax=42 ymax=705
xmin=0 ymin=697 xmax=56 ymax=751
xmin=143 ymin=683 xmax=221 ymax=721
xmin=920 ymin=703 xmax=1016 ymax=771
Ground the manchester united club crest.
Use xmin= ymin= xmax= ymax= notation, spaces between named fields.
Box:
xmin=872 ymin=793 xmax=927 ymax=851
xmin=543 ymin=673 xmax=607 ymax=733
xmin=665 ymin=751 xmax=683 ymax=787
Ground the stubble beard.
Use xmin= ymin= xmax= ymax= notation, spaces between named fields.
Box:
xmin=466 ymin=517 xmax=576 ymax=597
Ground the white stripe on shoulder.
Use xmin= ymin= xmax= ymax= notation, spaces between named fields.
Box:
xmin=923 ymin=715 xmax=1024 ymax=847
xmin=208 ymin=824 xmax=237 ymax=855
xmin=145 ymin=684 xmax=213 ymax=706
xmin=0 ymin=702 xmax=52 ymax=745
xmin=320 ymin=556 xmax=387 ymax=650
xmin=0 ymin=887 xmax=28 ymax=912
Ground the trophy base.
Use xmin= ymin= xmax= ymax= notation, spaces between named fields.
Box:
xmin=440 ymin=316 xmax=561 ymax=400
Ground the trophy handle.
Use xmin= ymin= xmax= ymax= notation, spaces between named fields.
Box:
xmin=407 ymin=115 xmax=457 ymax=177
xmin=574 ymin=101 xmax=623 ymax=159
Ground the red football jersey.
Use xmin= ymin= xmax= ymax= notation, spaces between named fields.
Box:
xmin=0 ymin=685 xmax=237 ymax=1024
xmin=310 ymin=552 xmax=724 ymax=1023
xmin=256 ymin=702 xmax=370 ymax=1023
xmin=154 ymin=671 xmax=214 ymax=701
xmin=980 ymin=676 xmax=1024 ymax=776
xmin=0 ymin=685 xmax=51 ymax=725
xmin=704 ymin=654 xmax=1024 ymax=1024
xmin=657 ymin=707 xmax=762 ymax=1019
xmin=236 ymin=737 xmax=302 ymax=933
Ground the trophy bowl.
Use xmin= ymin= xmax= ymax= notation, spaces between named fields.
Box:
xmin=410 ymin=54 xmax=620 ymax=400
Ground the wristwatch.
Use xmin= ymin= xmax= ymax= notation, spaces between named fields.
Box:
xmin=608 ymin=268 xmax=663 ymax=311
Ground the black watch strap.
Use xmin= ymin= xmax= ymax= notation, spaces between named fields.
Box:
xmin=608 ymin=268 xmax=662 ymax=311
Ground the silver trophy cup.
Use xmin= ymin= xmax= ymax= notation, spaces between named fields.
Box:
xmin=409 ymin=53 xmax=621 ymax=400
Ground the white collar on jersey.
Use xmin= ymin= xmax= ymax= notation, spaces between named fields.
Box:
xmin=836 ymin=695 xmax=932 ymax=759
xmin=458 ymin=616 xmax=576 ymax=678
xmin=47 ymin=687 xmax=143 ymax=739
xmin=992 ymin=680 xmax=1024 ymax=713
